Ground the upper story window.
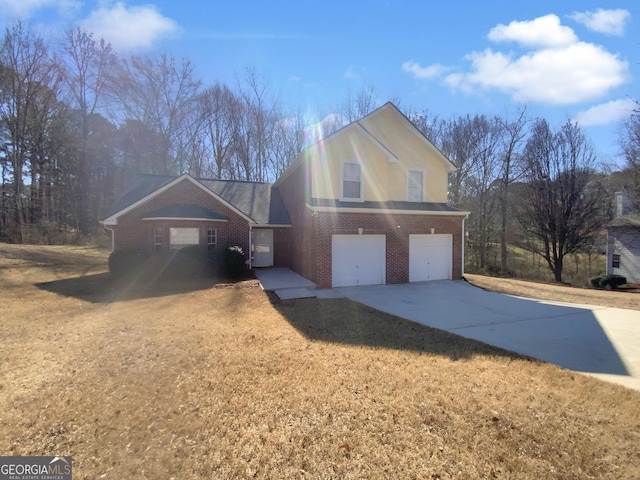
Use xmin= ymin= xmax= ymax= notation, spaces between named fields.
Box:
xmin=341 ymin=161 xmax=363 ymax=202
xmin=612 ymin=254 xmax=620 ymax=268
xmin=407 ymin=169 xmax=424 ymax=202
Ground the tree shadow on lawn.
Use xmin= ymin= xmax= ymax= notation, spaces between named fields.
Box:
xmin=270 ymin=294 xmax=530 ymax=362
xmin=271 ymin=281 xmax=632 ymax=376
xmin=35 ymin=271 xmax=250 ymax=303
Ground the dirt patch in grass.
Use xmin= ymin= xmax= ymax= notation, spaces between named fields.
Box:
xmin=465 ymin=273 xmax=640 ymax=311
xmin=1 ymin=244 xmax=640 ymax=479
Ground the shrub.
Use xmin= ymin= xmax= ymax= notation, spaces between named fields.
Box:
xmin=170 ymin=245 xmax=212 ymax=278
xmin=108 ymin=247 xmax=150 ymax=278
xmin=590 ymin=276 xmax=602 ymax=288
xmin=217 ymin=245 xmax=246 ymax=279
xmin=599 ymin=274 xmax=627 ymax=290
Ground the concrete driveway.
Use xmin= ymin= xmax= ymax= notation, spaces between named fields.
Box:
xmin=337 ymin=281 xmax=640 ymax=391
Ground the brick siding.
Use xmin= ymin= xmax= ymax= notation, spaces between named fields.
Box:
xmin=275 ymin=163 xmax=316 ymax=280
xmin=313 ymin=211 xmax=464 ymax=288
xmin=111 ymin=178 xmax=250 ymax=260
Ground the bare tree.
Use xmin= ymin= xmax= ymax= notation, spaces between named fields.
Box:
xmin=0 ymin=23 xmax=61 ymax=242
xmin=620 ymin=111 xmax=640 ymax=204
xmin=466 ymin=115 xmax=502 ymax=270
xmin=440 ymin=114 xmax=484 ymax=207
xmin=198 ymin=83 xmax=239 ymax=179
xmin=114 ymin=53 xmax=201 ymax=175
xmin=269 ymin=113 xmax=305 ymax=179
xmin=522 ymin=119 xmax=605 ymax=282
xmin=406 ymin=109 xmax=444 ymax=147
xmin=339 ymin=84 xmax=378 ymax=124
xmin=233 ymin=68 xmax=279 ymax=181
xmin=60 ymin=28 xmax=117 ymax=233
xmin=497 ymin=107 xmax=529 ymax=272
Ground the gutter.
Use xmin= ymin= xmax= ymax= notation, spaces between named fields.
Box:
xmin=461 ymin=213 xmax=469 ymax=277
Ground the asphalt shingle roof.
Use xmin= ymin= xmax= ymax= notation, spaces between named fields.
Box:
xmin=309 ymin=198 xmax=466 ymax=213
xmin=607 ymin=212 xmax=640 ymax=228
xmin=143 ymin=204 xmax=229 ymax=221
xmin=104 ymin=174 xmax=291 ymax=226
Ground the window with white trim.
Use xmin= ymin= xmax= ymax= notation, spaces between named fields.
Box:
xmin=407 ymin=169 xmax=424 ymax=202
xmin=169 ymin=227 xmax=199 ymax=250
xmin=612 ymin=254 xmax=620 ymax=268
xmin=342 ymin=161 xmax=363 ymax=201
xmin=153 ymin=227 xmax=163 ymax=252
xmin=207 ymin=227 xmax=217 ymax=251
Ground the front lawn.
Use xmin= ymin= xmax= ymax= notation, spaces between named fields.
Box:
xmin=1 ymin=244 xmax=638 ymax=479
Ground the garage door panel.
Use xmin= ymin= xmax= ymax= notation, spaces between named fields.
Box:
xmin=410 ymin=234 xmax=452 ymax=282
xmin=332 ymin=235 xmax=386 ymax=287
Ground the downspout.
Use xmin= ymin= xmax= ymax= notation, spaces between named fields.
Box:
xmin=248 ymin=225 xmax=252 ymax=270
xmin=461 ymin=214 xmax=468 ymax=278
xmin=104 ymin=225 xmax=115 ymax=252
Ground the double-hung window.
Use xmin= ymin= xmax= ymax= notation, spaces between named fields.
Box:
xmin=153 ymin=227 xmax=163 ymax=252
xmin=407 ymin=169 xmax=424 ymax=202
xmin=612 ymin=254 xmax=621 ymax=269
xmin=207 ymin=227 xmax=217 ymax=251
xmin=342 ymin=162 xmax=363 ymax=201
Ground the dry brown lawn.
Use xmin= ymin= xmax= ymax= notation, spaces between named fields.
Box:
xmin=464 ymin=273 xmax=640 ymax=311
xmin=1 ymin=244 xmax=639 ymax=479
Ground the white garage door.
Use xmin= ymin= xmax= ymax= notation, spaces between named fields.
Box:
xmin=409 ymin=234 xmax=452 ymax=282
xmin=332 ymin=235 xmax=386 ymax=287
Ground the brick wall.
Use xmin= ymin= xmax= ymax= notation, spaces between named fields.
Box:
xmin=313 ymin=211 xmax=465 ymax=288
xmin=271 ymin=227 xmax=292 ymax=268
xmin=111 ymin=178 xmax=250 ymax=259
xmin=275 ymin=163 xmax=316 ymax=280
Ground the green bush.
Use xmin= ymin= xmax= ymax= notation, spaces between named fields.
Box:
xmin=170 ymin=245 xmax=212 ymax=278
xmin=108 ymin=247 xmax=150 ymax=278
xmin=590 ymin=275 xmax=627 ymax=289
xmin=216 ymin=245 xmax=246 ymax=279
xmin=599 ymin=274 xmax=627 ymax=289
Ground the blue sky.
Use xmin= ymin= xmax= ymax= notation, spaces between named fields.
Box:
xmin=1 ymin=0 xmax=638 ymax=164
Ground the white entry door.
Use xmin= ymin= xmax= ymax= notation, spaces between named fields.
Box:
xmin=332 ymin=235 xmax=386 ymax=287
xmin=409 ymin=234 xmax=452 ymax=282
xmin=252 ymin=229 xmax=274 ymax=267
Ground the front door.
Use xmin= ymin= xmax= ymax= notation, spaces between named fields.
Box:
xmin=252 ymin=229 xmax=274 ymax=267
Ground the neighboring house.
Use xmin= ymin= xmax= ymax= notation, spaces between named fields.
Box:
xmin=102 ymin=102 xmax=469 ymax=288
xmin=606 ymin=192 xmax=640 ymax=284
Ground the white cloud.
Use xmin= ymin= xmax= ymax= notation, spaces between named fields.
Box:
xmin=80 ymin=2 xmax=179 ymax=52
xmin=404 ymin=14 xmax=630 ymax=106
xmin=574 ymin=98 xmax=637 ymax=127
xmin=570 ymin=8 xmax=630 ymax=36
xmin=488 ymin=14 xmax=577 ymax=48
xmin=452 ymin=42 xmax=628 ymax=105
xmin=0 ymin=0 xmax=80 ymax=19
xmin=402 ymin=61 xmax=450 ymax=80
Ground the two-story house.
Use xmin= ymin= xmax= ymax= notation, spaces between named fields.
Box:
xmin=101 ymin=102 xmax=469 ymax=289
xmin=606 ymin=191 xmax=640 ymax=284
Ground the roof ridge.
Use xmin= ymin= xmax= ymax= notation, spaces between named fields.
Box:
xmin=195 ymin=176 xmax=270 ymax=186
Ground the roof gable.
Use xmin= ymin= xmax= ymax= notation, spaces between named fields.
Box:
xmin=275 ymin=101 xmax=456 ymax=187
xmin=358 ymin=102 xmax=457 ymax=174
xmin=102 ymin=174 xmax=291 ymax=226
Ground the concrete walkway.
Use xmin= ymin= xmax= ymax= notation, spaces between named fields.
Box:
xmin=255 ymin=269 xmax=640 ymax=391
xmin=254 ymin=268 xmax=342 ymax=300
